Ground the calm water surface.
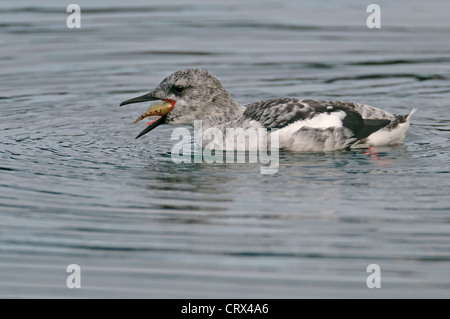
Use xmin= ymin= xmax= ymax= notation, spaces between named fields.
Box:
xmin=1 ymin=0 xmax=449 ymax=298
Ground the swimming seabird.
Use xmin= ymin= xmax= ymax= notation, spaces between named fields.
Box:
xmin=120 ymin=69 xmax=416 ymax=152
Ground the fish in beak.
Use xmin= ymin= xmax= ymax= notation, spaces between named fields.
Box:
xmin=120 ymin=93 xmax=175 ymax=139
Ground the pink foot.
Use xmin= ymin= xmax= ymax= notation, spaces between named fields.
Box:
xmin=364 ymin=147 xmax=393 ymax=165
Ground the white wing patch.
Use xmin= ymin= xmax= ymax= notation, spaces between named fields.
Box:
xmin=278 ymin=110 xmax=346 ymax=135
xmin=277 ymin=110 xmax=347 ymax=149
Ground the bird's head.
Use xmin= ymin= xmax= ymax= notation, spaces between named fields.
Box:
xmin=120 ymin=69 xmax=240 ymax=139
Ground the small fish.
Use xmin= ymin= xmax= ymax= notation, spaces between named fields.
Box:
xmin=133 ymin=100 xmax=173 ymax=125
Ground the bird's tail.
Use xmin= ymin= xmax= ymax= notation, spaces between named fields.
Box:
xmin=351 ymin=108 xmax=417 ymax=148
xmin=398 ymin=108 xmax=417 ymax=124
xmin=406 ymin=108 xmax=417 ymax=121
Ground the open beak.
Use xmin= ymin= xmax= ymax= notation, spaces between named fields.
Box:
xmin=120 ymin=93 xmax=175 ymax=139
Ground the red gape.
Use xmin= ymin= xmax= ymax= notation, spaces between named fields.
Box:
xmin=162 ymin=99 xmax=176 ymax=109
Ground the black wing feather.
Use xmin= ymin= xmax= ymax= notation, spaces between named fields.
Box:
xmin=243 ymin=98 xmax=391 ymax=141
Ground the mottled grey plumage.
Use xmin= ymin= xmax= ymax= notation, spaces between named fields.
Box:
xmin=121 ymin=69 xmax=416 ymax=151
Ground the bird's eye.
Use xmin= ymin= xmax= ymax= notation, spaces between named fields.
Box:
xmin=173 ymin=85 xmax=184 ymax=93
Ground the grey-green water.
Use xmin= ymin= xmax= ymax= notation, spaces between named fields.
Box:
xmin=1 ymin=0 xmax=449 ymax=298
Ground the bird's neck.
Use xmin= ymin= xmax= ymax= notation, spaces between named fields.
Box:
xmin=201 ymin=94 xmax=244 ymax=129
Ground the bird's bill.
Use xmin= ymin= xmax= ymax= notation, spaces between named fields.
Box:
xmin=120 ymin=93 xmax=176 ymax=139
xmin=119 ymin=93 xmax=159 ymax=106
xmin=135 ymin=114 xmax=169 ymax=139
